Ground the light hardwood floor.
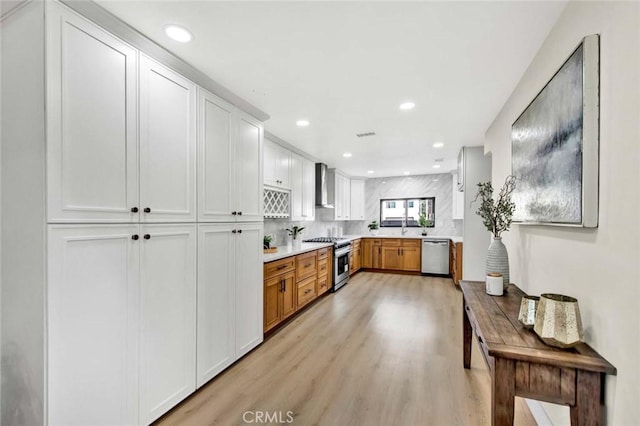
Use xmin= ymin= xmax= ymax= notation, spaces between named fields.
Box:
xmin=157 ymin=272 xmax=537 ymax=425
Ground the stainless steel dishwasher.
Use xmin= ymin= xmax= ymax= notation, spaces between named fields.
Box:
xmin=421 ymin=239 xmax=450 ymax=274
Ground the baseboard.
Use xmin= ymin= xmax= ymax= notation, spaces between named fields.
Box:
xmin=525 ymin=399 xmax=553 ymax=426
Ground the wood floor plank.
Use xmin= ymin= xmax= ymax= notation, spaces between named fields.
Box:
xmin=157 ymin=273 xmax=537 ymax=426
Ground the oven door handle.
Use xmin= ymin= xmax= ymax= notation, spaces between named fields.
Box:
xmin=334 ymin=247 xmax=351 ymax=257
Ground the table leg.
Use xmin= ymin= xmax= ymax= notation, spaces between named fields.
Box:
xmin=463 ymin=300 xmax=471 ymax=369
xmin=570 ymin=371 xmax=603 ymax=425
xmin=492 ymin=358 xmax=515 ymax=426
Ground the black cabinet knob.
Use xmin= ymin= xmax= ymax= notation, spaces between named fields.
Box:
xmin=231 ymin=211 xmax=237 ymax=215
xmin=237 ymin=211 xmax=243 ymax=216
xmin=131 ymin=207 xmax=139 ymax=213
xmin=143 ymin=234 xmax=151 ymax=240
xmin=231 ymin=229 xmax=237 ymax=234
xmin=143 ymin=207 xmax=151 ymax=213
xmin=237 ymin=229 xmax=243 ymax=234
xmin=131 ymin=234 xmax=139 ymax=240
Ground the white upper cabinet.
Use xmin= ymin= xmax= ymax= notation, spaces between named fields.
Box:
xmin=139 ymin=224 xmax=197 ymax=424
xmin=327 ymin=170 xmax=352 ymax=221
xmin=289 ymin=152 xmax=304 ymax=220
xmin=263 ymin=138 xmax=290 ymax=189
xmin=350 ymin=179 xmax=366 ymax=221
xmin=198 ymin=89 xmax=263 ymax=223
xmin=46 ymin=5 xmax=139 ymax=223
xmin=198 ymin=89 xmax=235 ymax=222
xmin=302 ymin=158 xmax=316 ymax=221
xmin=452 ymin=173 xmax=465 ymax=220
xmin=290 ymin=154 xmax=315 ymax=221
xmin=139 ymin=55 xmax=197 ymax=223
xmin=235 ymin=111 xmax=264 ymax=222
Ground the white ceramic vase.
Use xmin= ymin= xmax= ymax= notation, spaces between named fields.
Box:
xmin=486 ymin=237 xmax=509 ymax=290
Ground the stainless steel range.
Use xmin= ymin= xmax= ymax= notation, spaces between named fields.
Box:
xmin=303 ymin=237 xmax=352 ymax=291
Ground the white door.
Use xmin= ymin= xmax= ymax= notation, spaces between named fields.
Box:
xmin=139 ymin=55 xmax=196 ymax=222
xmin=46 ymin=4 xmax=138 ymax=223
xmin=235 ymin=223 xmax=264 ymax=358
xmin=48 ymin=225 xmax=139 ymax=426
xmin=235 ymin=111 xmax=263 ymax=222
xmin=198 ymin=88 xmax=235 ymax=222
xmin=139 ymin=224 xmax=196 ymax=424
xmin=289 ymin=152 xmax=304 ymax=220
xmin=302 ymin=158 xmax=316 ymax=221
xmin=196 ymin=224 xmax=236 ymax=388
xmin=350 ymin=179 xmax=365 ymax=220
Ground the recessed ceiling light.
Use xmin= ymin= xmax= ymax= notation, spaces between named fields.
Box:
xmin=403 ymin=171 xmax=410 ymax=175
xmin=399 ymin=102 xmax=415 ymax=110
xmin=433 ymin=164 xmax=441 ymax=169
xmin=432 ymin=179 xmax=439 ymax=182
xmin=343 ymin=152 xmax=352 ymax=158
xmin=296 ymin=120 xmax=309 ymax=127
xmin=433 ymin=142 xmax=444 ymax=148
xmin=164 ymin=24 xmax=193 ymax=43
xmin=367 ymin=170 xmax=375 ymax=174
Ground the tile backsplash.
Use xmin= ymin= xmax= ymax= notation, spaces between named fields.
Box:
xmin=264 ymin=172 xmax=463 ymax=243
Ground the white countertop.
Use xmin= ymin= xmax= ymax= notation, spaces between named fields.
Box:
xmin=343 ymin=234 xmax=463 ymax=243
xmin=263 ymin=242 xmax=334 ymax=263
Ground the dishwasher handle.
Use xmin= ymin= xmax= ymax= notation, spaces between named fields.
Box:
xmin=423 ymin=240 xmax=449 ymax=246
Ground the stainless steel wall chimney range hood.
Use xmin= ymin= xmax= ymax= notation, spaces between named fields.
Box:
xmin=315 ymin=163 xmax=334 ymax=208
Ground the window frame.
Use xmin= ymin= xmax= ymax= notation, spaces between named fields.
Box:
xmin=379 ymin=197 xmax=436 ymax=228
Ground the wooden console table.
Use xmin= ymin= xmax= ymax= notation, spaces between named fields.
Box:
xmin=461 ymin=281 xmax=616 ymax=426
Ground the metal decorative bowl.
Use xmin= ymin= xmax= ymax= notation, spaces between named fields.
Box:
xmin=518 ymin=295 xmax=540 ymax=329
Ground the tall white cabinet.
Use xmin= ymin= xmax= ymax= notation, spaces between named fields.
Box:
xmin=2 ymin=2 xmax=264 ymax=426
xmin=350 ymin=179 xmax=366 ymax=221
xmin=290 ymin=153 xmax=316 ymax=221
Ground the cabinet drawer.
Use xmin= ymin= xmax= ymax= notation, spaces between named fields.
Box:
xmin=317 ymin=247 xmax=329 ymax=260
xmin=296 ymin=251 xmax=317 ymax=282
xmin=317 ymin=275 xmax=329 ymax=295
xmin=264 ymin=257 xmax=295 ymax=279
xmin=297 ymin=276 xmax=317 ymax=308
xmin=381 ymin=239 xmax=401 ymax=247
xmin=351 ymin=239 xmax=361 ymax=248
xmin=317 ymin=258 xmax=330 ymax=276
xmin=402 ymin=239 xmax=420 ymax=248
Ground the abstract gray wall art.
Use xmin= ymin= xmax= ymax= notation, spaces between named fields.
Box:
xmin=511 ymin=34 xmax=600 ymax=227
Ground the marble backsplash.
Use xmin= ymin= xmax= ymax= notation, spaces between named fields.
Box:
xmin=264 ymin=172 xmax=463 ymax=243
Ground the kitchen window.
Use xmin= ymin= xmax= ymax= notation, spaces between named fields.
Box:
xmin=380 ymin=197 xmax=435 ymax=227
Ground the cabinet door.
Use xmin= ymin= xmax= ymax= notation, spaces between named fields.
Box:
xmin=361 ymin=239 xmax=373 ymax=268
xmin=402 ymin=246 xmax=421 ymax=272
xmin=48 ymin=225 xmax=139 ymax=426
xmin=281 ymin=271 xmax=296 ymax=319
xmin=263 ymin=139 xmax=289 ymax=188
xmin=235 ymin=223 xmax=264 ymax=357
xmin=334 ymin=174 xmax=344 ymax=220
xmin=140 ymin=224 xmax=196 ymax=424
xmin=343 ymin=175 xmax=351 ymax=220
xmin=264 ymin=275 xmax=282 ymax=333
xmin=198 ymin=89 xmax=235 ymax=222
xmin=302 ymin=158 xmax=316 ymax=221
xmin=452 ymin=173 xmax=464 ymax=220
xmin=350 ymin=179 xmax=365 ymax=221
xmin=236 ymin=111 xmax=263 ymax=222
xmin=197 ymin=224 xmax=236 ymax=387
xmin=47 ymin=5 xmax=138 ymax=222
xmin=289 ymin=152 xmax=304 ymax=221
xmin=381 ymin=246 xmax=402 ymax=270
xmin=139 ymin=55 xmax=196 ymax=222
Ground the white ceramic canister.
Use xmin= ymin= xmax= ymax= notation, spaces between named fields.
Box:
xmin=486 ymin=273 xmax=504 ymax=296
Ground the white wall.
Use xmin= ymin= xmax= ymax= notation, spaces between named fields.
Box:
xmin=485 ymin=1 xmax=640 ymax=424
xmin=1 ymin=2 xmax=46 ymax=424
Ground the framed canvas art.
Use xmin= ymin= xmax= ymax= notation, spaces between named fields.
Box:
xmin=511 ymin=34 xmax=600 ymax=227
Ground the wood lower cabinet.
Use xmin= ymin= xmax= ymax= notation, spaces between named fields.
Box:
xmin=264 ymin=246 xmax=331 ymax=333
xmin=362 ymin=238 xmax=382 ymax=269
xmin=349 ymin=239 xmax=362 ymax=275
xmin=264 ymin=271 xmax=296 ymax=332
xmin=372 ymin=238 xmax=422 ymax=272
xmin=450 ymin=241 xmax=463 ymax=285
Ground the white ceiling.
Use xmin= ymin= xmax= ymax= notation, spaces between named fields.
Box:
xmin=96 ymin=0 xmax=567 ymax=178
